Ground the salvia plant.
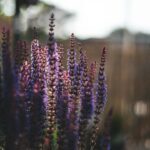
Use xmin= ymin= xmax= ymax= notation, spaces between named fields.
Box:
xmin=0 ymin=14 xmax=111 ymax=150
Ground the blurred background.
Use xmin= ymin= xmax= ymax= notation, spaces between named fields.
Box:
xmin=0 ymin=0 xmax=150 ymax=149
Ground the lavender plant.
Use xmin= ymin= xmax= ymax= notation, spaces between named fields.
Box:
xmin=0 ymin=14 xmax=111 ymax=150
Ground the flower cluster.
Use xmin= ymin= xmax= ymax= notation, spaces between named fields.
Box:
xmin=0 ymin=14 xmax=110 ymax=150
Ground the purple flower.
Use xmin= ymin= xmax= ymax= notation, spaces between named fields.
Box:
xmin=90 ymin=47 xmax=107 ymax=149
xmin=0 ymin=14 xmax=110 ymax=150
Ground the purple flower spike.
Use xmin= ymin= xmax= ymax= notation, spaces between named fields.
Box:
xmin=90 ymin=47 xmax=107 ymax=149
xmin=48 ymin=13 xmax=55 ymax=54
xmin=78 ymin=52 xmax=94 ymax=149
xmin=45 ymin=14 xmax=58 ymax=149
xmin=1 ymin=28 xmax=15 ymax=149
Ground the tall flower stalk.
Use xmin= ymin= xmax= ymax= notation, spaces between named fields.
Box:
xmin=90 ymin=47 xmax=107 ymax=150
